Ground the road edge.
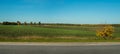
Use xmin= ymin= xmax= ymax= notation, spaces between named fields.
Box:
xmin=0 ymin=42 xmax=120 ymax=46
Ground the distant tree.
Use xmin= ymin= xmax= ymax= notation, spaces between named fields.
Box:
xmin=30 ymin=22 xmax=33 ymax=25
xmin=17 ymin=21 xmax=21 ymax=26
xmin=96 ymin=25 xmax=114 ymax=39
xmin=34 ymin=22 xmax=36 ymax=25
xmin=38 ymin=21 xmax=41 ymax=25
xmin=3 ymin=21 xmax=8 ymax=25
xmin=2 ymin=21 xmax=17 ymax=25
xmin=24 ymin=22 xmax=27 ymax=25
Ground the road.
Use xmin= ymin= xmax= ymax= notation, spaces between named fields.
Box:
xmin=0 ymin=43 xmax=120 ymax=54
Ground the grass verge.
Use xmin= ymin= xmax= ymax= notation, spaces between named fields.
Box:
xmin=0 ymin=36 xmax=120 ymax=42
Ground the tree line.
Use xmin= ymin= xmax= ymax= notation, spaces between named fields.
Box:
xmin=0 ymin=21 xmax=120 ymax=27
xmin=0 ymin=21 xmax=41 ymax=25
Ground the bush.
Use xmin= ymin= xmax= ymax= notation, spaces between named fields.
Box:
xmin=96 ymin=25 xmax=114 ymax=39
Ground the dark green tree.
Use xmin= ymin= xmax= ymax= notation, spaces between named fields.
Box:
xmin=24 ymin=22 xmax=27 ymax=25
xmin=17 ymin=21 xmax=21 ymax=25
xmin=38 ymin=21 xmax=41 ymax=25
xmin=30 ymin=22 xmax=33 ymax=25
xmin=34 ymin=22 xmax=36 ymax=25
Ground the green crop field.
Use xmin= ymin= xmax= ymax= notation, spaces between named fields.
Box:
xmin=0 ymin=25 xmax=96 ymax=37
xmin=0 ymin=24 xmax=120 ymax=42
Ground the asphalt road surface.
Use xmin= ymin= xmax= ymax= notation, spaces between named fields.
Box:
xmin=0 ymin=42 xmax=120 ymax=54
xmin=0 ymin=44 xmax=120 ymax=54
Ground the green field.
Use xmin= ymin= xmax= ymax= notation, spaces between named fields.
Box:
xmin=0 ymin=24 xmax=120 ymax=42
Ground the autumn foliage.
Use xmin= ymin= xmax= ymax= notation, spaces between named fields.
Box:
xmin=96 ymin=25 xmax=114 ymax=39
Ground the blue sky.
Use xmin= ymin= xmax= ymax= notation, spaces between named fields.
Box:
xmin=0 ymin=0 xmax=120 ymax=24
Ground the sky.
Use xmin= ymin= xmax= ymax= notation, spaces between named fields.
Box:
xmin=0 ymin=0 xmax=120 ymax=24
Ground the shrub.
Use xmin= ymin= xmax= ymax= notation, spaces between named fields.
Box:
xmin=96 ymin=25 xmax=114 ymax=39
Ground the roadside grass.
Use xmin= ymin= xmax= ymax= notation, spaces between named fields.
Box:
xmin=0 ymin=36 xmax=120 ymax=42
xmin=0 ymin=37 xmax=120 ymax=42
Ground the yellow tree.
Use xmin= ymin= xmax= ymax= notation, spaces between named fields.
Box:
xmin=96 ymin=25 xmax=114 ymax=39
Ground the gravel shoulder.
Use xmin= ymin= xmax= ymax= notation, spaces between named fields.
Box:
xmin=0 ymin=42 xmax=120 ymax=46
